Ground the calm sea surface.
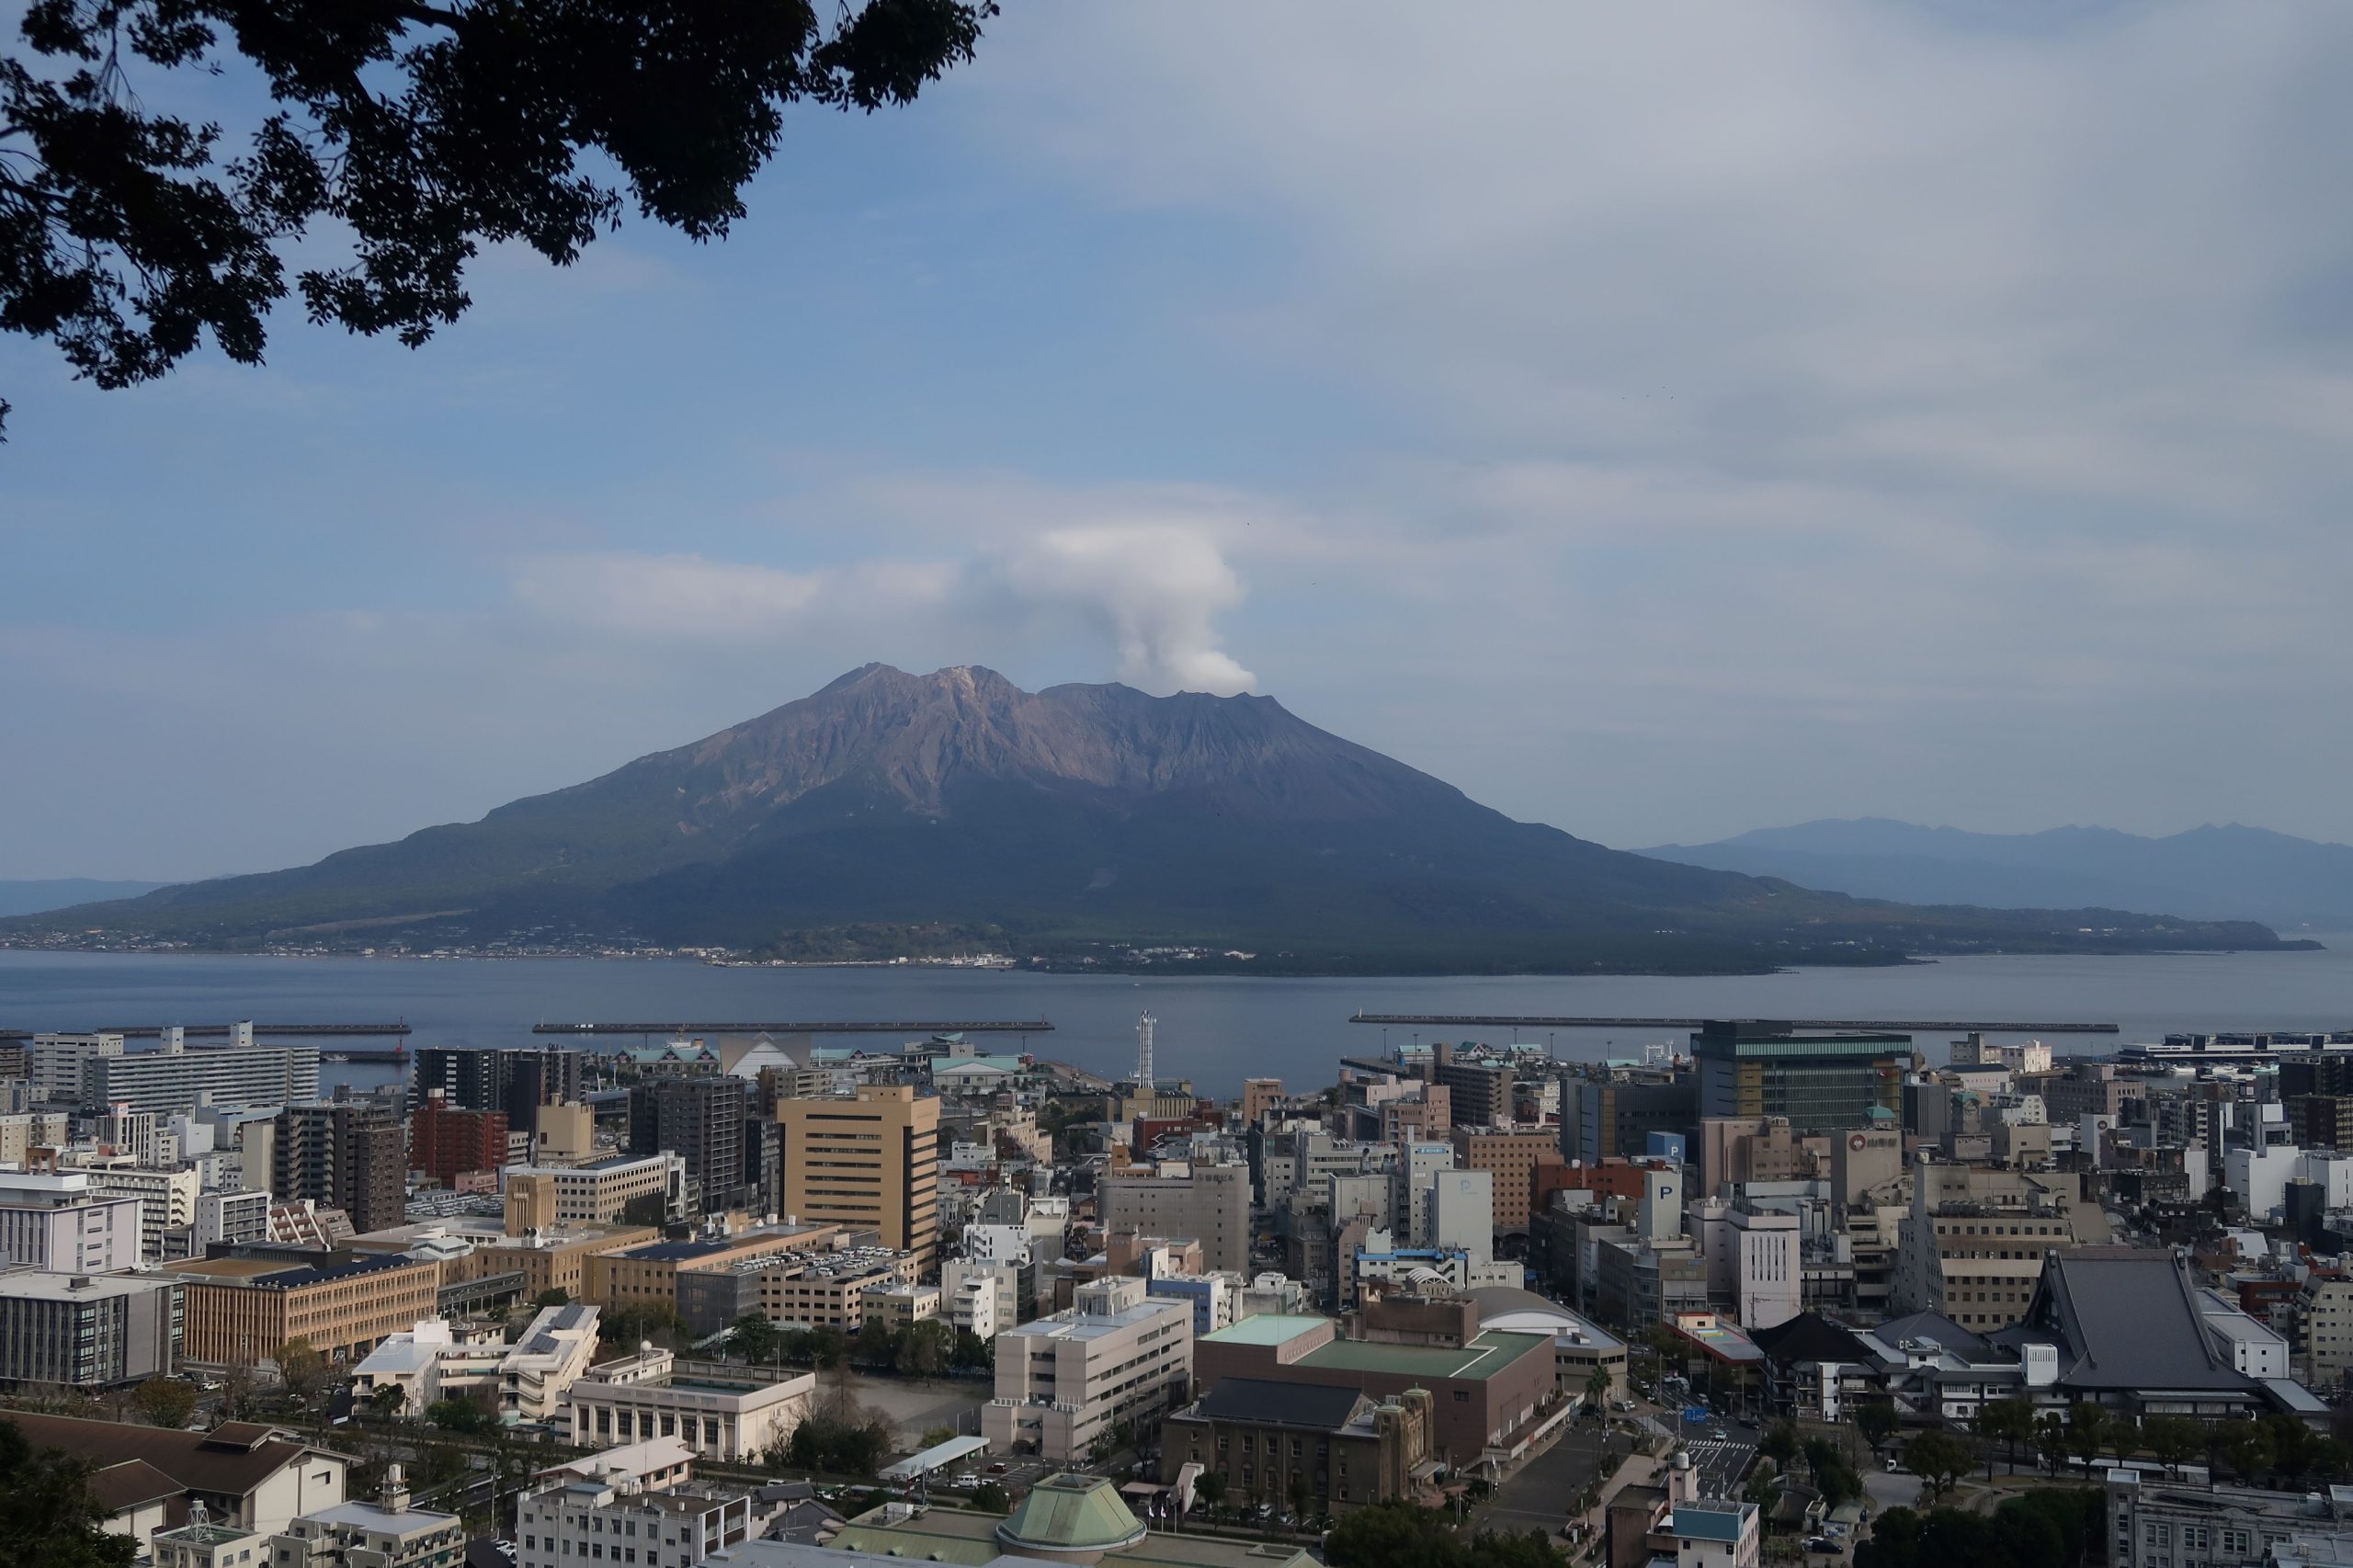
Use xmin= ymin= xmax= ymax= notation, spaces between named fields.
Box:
xmin=3 ymin=944 xmax=2349 ymax=1095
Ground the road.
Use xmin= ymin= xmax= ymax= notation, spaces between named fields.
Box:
xmin=1681 ymin=1437 xmax=1756 ymax=1498
xmin=1476 ymin=1427 xmax=1624 ymax=1538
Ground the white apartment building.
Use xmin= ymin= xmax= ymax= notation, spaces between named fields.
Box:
xmin=982 ymin=1274 xmax=1194 ymax=1462
xmin=196 ymin=1188 xmax=275 ymax=1248
xmin=1731 ymin=1205 xmax=1801 ymax=1331
xmin=517 ymin=1474 xmax=752 ymax=1568
xmin=1429 ymin=1168 xmax=1494 ymax=1265
xmin=0 ymin=1166 xmax=143 ymax=1273
xmin=31 ymin=1033 xmax=125 ymax=1097
xmin=0 ymin=1111 xmax=71 ymax=1164
xmin=71 ymin=1157 xmax=200 ymax=1261
xmin=946 ymin=1273 xmax=999 ymax=1340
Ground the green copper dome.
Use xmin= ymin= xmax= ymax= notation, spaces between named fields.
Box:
xmin=994 ymin=1474 xmax=1149 ymax=1558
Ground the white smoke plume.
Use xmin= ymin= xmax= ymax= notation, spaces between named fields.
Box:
xmin=1001 ymin=524 xmax=1257 ymax=694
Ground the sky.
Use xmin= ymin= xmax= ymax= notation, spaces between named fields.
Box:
xmin=6 ymin=2 xmax=2353 ymax=882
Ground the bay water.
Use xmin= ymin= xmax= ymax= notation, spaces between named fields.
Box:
xmin=4 ymin=942 xmax=2350 ymax=1095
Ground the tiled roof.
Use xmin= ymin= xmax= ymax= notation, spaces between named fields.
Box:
xmin=6 ymin=1413 xmax=335 ymax=1504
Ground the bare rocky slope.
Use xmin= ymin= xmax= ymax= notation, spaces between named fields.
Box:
xmin=13 ymin=665 xmax=2303 ymax=971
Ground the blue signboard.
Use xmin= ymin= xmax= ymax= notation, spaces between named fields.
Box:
xmin=1683 ymin=1406 xmax=1710 ymax=1425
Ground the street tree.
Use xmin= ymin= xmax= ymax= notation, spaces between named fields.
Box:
xmin=2064 ymin=1403 xmax=2109 ymax=1479
xmin=130 ymin=1376 xmax=198 ymax=1429
xmin=1901 ymin=1432 xmax=1972 ymax=1503
xmin=0 ymin=0 xmax=995 ymax=438
xmin=1852 ymin=1402 xmax=1899 ymax=1458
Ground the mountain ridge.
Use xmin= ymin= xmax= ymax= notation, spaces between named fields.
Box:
xmin=4 ymin=666 xmax=2310 ymax=972
xmin=1642 ymin=817 xmax=2353 ymax=930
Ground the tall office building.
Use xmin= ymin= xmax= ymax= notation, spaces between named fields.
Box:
xmin=273 ymin=1102 xmax=405 ymax=1233
xmin=777 ymin=1084 xmax=941 ymax=1267
xmin=1097 ymin=1161 xmax=1251 ymax=1274
xmin=629 ymin=1078 xmax=753 ymax=1215
xmin=414 ymin=1046 xmax=583 ymax=1137
xmin=409 ymin=1090 xmax=510 ymax=1185
xmin=1689 ymin=1021 xmax=1911 ymax=1136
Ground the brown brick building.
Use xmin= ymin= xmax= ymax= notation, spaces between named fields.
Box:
xmin=410 ymin=1090 xmax=510 ymax=1185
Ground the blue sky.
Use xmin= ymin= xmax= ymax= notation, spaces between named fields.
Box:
xmin=6 ymin=2 xmax=2353 ymax=881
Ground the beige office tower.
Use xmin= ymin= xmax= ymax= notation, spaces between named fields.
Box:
xmin=778 ymin=1083 xmax=941 ymax=1267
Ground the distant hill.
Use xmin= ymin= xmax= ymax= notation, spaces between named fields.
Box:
xmin=1642 ymin=818 xmax=2353 ymax=931
xmin=4 ymin=666 xmax=2307 ymax=971
xmin=0 ymin=879 xmax=168 ymax=918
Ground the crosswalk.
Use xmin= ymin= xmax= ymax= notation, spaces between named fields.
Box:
xmin=1679 ymin=1438 xmax=1756 ymax=1494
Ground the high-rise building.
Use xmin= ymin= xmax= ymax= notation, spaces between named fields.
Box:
xmin=413 ymin=1046 xmax=583 ymax=1137
xmin=274 ymin=1102 xmax=405 ymax=1233
xmin=1690 ymin=1021 xmax=1910 ymax=1135
xmin=1451 ymin=1127 xmax=1559 ymax=1235
xmin=409 ymin=1090 xmax=509 ymax=1185
xmin=1430 ymin=1043 xmax=1516 ymax=1130
xmin=777 ymin=1083 xmax=941 ymax=1266
xmin=630 ymin=1078 xmax=753 ymax=1215
xmin=1892 ymin=1155 xmax=2088 ymax=1333
xmin=1097 ymin=1161 xmax=1250 ymax=1274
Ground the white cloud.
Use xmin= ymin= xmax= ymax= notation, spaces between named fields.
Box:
xmin=997 ymin=524 xmax=1256 ymax=694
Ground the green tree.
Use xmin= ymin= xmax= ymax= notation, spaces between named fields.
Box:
xmin=896 ymin=1319 xmax=952 ymax=1377
xmin=730 ymin=1312 xmax=782 ymax=1366
xmin=0 ymin=0 xmax=995 ymax=439
xmin=970 ymin=1483 xmax=1010 ymax=1514
xmin=532 ymin=1288 xmax=572 ymax=1310
xmin=1586 ymin=1364 xmax=1615 ymax=1414
xmin=2064 ymin=1403 xmax=2109 ymax=1479
xmin=368 ymin=1383 xmax=407 ymax=1418
xmin=0 ymin=1417 xmax=137 ymax=1568
xmin=2035 ymin=1413 xmax=2070 ymax=1476
xmin=1973 ymin=1399 xmax=2035 ymax=1471
xmin=920 ymin=1426 xmax=957 ymax=1449
xmin=808 ymin=1325 xmax=850 ymax=1370
xmin=2216 ymin=1420 xmax=2272 ymax=1483
xmin=1902 ymin=1432 xmax=1972 ymax=1502
xmin=129 ymin=1376 xmax=198 ymax=1429
xmin=1761 ymin=1422 xmax=1801 ymax=1467
xmin=2141 ymin=1416 xmax=2202 ymax=1474
xmin=1853 ymin=1401 xmax=1899 ymax=1456
xmin=276 ymin=1336 xmax=328 ymax=1403
xmin=1288 ymin=1471 xmax=1314 ymax=1521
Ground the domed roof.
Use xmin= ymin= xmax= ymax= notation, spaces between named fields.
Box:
xmin=994 ymin=1474 xmax=1147 ymax=1559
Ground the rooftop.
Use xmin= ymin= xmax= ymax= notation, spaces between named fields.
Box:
xmin=1298 ymin=1330 xmax=1550 ymax=1381
xmin=1188 ymin=1379 xmax=1367 ymax=1430
xmin=1672 ymin=1502 xmax=1755 ymax=1543
xmin=299 ymin=1499 xmax=460 ymax=1536
xmin=1199 ymin=1313 xmax=1327 ymax=1347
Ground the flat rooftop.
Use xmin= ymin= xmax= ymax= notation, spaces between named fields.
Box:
xmin=1200 ymin=1313 xmax=1327 ymax=1347
xmin=1298 ymin=1330 xmax=1551 ymax=1381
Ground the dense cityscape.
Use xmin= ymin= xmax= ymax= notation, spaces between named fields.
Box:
xmin=1 ymin=1012 xmax=2350 ymax=1568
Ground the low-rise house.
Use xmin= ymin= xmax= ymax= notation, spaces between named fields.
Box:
xmin=2 ymin=1414 xmax=348 ymax=1552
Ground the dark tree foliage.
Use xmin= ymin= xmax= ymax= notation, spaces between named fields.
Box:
xmin=0 ymin=1417 xmax=138 ymax=1568
xmin=1858 ymin=1492 xmax=2105 ymax=1568
xmin=1324 ymin=1500 xmax=1563 ymax=1568
xmin=0 ymin=0 xmax=993 ymax=435
xmin=786 ymin=1410 xmax=892 ymax=1477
